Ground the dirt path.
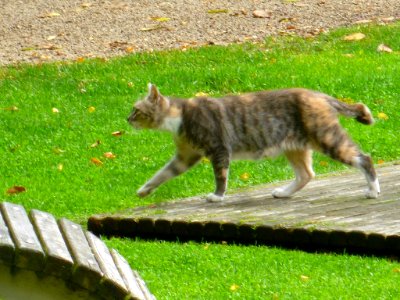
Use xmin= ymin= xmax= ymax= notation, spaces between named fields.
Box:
xmin=0 ymin=0 xmax=399 ymax=65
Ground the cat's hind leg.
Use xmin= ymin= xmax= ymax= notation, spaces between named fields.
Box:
xmin=316 ymin=125 xmax=380 ymax=198
xmin=272 ymin=149 xmax=315 ymax=198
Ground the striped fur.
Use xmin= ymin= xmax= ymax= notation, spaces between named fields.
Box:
xmin=128 ymin=84 xmax=380 ymax=202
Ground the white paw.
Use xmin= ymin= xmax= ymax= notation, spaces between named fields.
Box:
xmin=137 ymin=185 xmax=152 ymax=198
xmin=206 ymin=193 xmax=224 ymax=203
xmin=365 ymin=189 xmax=379 ymax=199
xmin=272 ymin=187 xmax=292 ymax=198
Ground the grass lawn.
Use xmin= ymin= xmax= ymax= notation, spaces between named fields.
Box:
xmin=1 ymin=22 xmax=400 ymax=299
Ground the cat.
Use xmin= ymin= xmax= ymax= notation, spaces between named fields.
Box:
xmin=127 ymin=83 xmax=380 ymax=202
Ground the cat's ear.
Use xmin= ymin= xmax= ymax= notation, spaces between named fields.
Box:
xmin=147 ymin=83 xmax=161 ymax=103
xmin=146 ymin=83 xmax=169 ymax=109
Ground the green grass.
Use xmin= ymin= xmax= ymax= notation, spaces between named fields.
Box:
xmin=1 ymin=22 xmax=400 ymax=299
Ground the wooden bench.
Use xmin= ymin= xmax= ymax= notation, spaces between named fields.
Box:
xmin=0 ymin=202 xmax=154 ymax=300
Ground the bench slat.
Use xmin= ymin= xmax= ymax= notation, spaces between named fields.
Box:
xmin=86 ymin=232 xmax=129 ymax=299
xmin=0 ymin=210 xmax=15 ymax=265
xmin=110 ymin=249 xmax=149 ymax=300
xmin=30 ymin=209 xmax=74 ymax=279
xmin=0 ymin=202 xmax=45 ymax=271
xmin=59 ymin=218 xmax=102 ymax=292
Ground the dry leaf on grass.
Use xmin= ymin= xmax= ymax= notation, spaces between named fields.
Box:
xmin=343 ymin=32 xmax=366 ymax=41
xmin=1 ymin=105 xmax=19 ymax=111
xmin=90 ymin=140 xmax=101 ymax=148
xmin=6 ymin=186 xmax=26 ymax=195
xmin=112 ymin=130 xmax=124 ymax=137
xmin=91 ymin=157 xmax=103 ymax=166
xmin=377 ymin=43 xmax=393 ymax=53
xmin=377 ymin=112 xmax=389 ymax=120
xmin=300 ymin=275 xmax=310 ymax=282
xmin=240 ymin=172 xmax=250 ymax=181
xmin=103 ymin=152 xmax=116 ymax=159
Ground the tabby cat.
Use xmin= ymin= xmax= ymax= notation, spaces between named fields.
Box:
xmin=127 ymin=84 xmax=380 ymax=202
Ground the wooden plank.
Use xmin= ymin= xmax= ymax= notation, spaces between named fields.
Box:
xmin=0 ymin=202 xmax=45 ymax=271
xmin=0 ymin=210 xmax=15 ymax=265
xmin=87 ymin=164 xmax=400 ymax=255
xmin=110 ymin=249 xmax=148 ymax=300
xmin=85 ymin=232 xmax=128 ymax=299
xmin=29 ymin=209 xmax=74 ymax=279
xmin=59 ymin=218 xmax=102 ymax=292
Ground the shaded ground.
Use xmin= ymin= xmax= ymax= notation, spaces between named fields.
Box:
xmin=1 ymin=0 xmax=399 ymax=65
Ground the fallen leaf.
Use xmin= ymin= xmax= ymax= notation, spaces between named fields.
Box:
xmin=252 ymin=10 xmax=271 ymax=18
xmin=150 ymin=16 xmax=170 ymax=22
xmin=140 ymin=25 xmax=164 ymax=32
xmin=22 ymin=46 xmax=37 ymax=51
xmin=338 ymin=97 xmax=355 ymax=104
xmin=57 ymin=163 xmax=64 ymax=171
xmin=127 ymin=82 xmax=134 ymax=88
xmin=377 ymin=112 xmax=389 ymax=121
xmin=76 ymin=57 xmax=85 ymax=63
xmin=300 ymin=275 xmax=310 ymax=282
xmin=393 ymin=268 xmax=400 ymax=273
xmin=142 ymin=156 xmax=149 ymax=161
xmin=47 ymin=35 xmax=58 ymax=41
xmin=319 ymin=161 xmax=328 ymax=167
xmin=125 ymin=46 xmax=135 ymax=53
xmin=201 ymin=157 xmax=210 ymax=164
xmin=195 ymin=92 xmax=209 ymax=97
xmin=353 ymin=19 xmax=373 ymax=25
xmin=343 ymin=32 xmax=366 ymax=41
xmin=40 ymin=12 xmax=61 ymax=18
xmin=377 ymin=43 xmax=393 ymax=53
xmin=377 ymin=159 xmax=385 ymax=165
xmin=6 ymin=186 xmax=26 ymax=195
xmin=230 ymin=284 xmax=239 ymax=291
xmin=112 ymin=131 xmax=124 ymax=137
xmin=81 ymin=2 xmax=92 ymax=8
xmin=88 ymin=106 xmax=96 ymax=113
xmin=52 ymin=107 xmax=60 ymax=113
xmin=240 ymin=172 xmax=250 ymax=181
xmin=380 ymin=17 xmax=395 ymax=23
xmin=1 ymin=105 xmax=19 ymax=111
xmin=103 ymin=152 xmax=116 ymax=159
xmin=91 ymin=157 xmax=103 ymax=166
xmin=279 ymin=17 xmax=296 ymax=23
xmin=208 ymin=9 xmax=229 ymax=14
xmin=53 ymin=147 xmax=65 ymax=154
xmin=39 ymin=44 xmax=61 ymax=50
xmin=90 ymin=140 xmax=101 ymax=148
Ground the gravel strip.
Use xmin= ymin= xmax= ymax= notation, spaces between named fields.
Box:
xmin=0 ymin=0 xmax=399 ymax=65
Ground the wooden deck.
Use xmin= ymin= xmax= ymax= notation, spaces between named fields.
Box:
xmin=88 ymin=164 xmax=400 ymax=255
xmin=0 ymin=202 xmax=154 ymax=300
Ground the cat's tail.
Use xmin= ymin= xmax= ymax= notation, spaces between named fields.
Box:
xmin=327 ymin=97 xmax=374 ymax=125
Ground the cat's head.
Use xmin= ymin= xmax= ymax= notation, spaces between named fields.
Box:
xmin=127 ymin=83 xmax=170 ymax=129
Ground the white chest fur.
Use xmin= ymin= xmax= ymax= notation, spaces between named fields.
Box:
xmin=160 ymin=116 xmax=182 ymax=134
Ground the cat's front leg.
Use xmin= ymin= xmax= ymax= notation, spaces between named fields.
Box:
xmin=206 ymin=155 xmax=230 ymax=203
xmin=137 ymin=153 xmax=201 ymax=198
